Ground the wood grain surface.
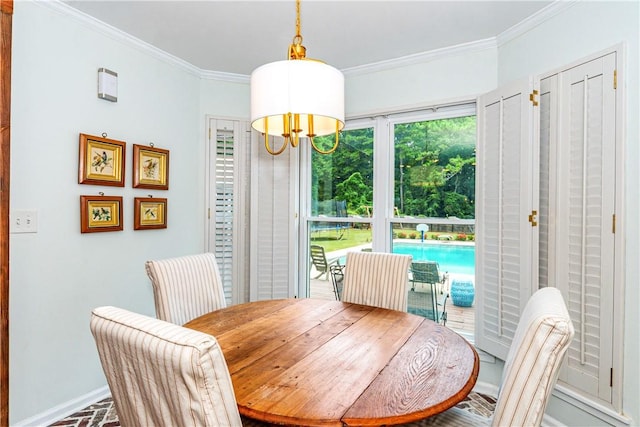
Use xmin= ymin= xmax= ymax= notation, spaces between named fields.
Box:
xmin=0 ymin=1 xmax=11 ymax=425
xmin=185 ymin=298 xmax=478 ymax=426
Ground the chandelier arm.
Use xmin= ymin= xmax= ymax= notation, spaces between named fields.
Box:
xmin=309 ymin=130 xmax=339 ymax=155
xmin=265 ymin=132 xmax=289 ymax=155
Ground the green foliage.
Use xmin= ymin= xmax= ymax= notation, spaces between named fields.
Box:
xmin=336 ymin=172 xmax=371 ymax=213
xmin=312 ymin=116 xmax=476 ymax=220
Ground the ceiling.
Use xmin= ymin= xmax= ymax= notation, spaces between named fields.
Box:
xmin=62 ymin=0 xmax=554 ymax=76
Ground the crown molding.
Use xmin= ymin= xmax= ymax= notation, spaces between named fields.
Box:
xmin=497 ymin=0 xmax=579 ymax=47
xmin=199 ymin=70 xmax=249 ymax=84
xmin=37 ymin=0 xmax=250 ymax=83
xmin=41 ymin=0 xmax=575 ymax=83
xmin=342 ymin=38 xmax=497 ymax=77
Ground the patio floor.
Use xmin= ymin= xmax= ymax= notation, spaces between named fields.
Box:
xmin=309 ymin=275 xmax=475 ymax=335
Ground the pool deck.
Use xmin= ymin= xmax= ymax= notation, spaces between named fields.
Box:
xmin=315 ymin=241 xmax=476 ymax=334
xmin=309 ymin=270 xmax=475 ymax=335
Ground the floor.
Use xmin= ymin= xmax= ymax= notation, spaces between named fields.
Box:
xmin=50 ymin=392 xmax=496 ymax=426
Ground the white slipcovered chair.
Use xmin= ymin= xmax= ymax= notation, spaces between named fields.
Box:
xmin=145 ymin=252 xmax=226 ymax=325
xmin=402 ymin=287 xmax=575 ymax=427
xmin=90 ymin=306 xmax=242 ymax=427
xmin=342 ymin=251 xmax=412 ymax=311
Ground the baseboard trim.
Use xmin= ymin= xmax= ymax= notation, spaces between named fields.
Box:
xmin=472 ymin=380 xmax=499 ymax=397
xmin=13 ymin=386 xmax=110 ymax=427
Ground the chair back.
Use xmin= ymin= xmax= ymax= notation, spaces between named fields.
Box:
xmin=90 ymin=306 xmax=242 ymax=427
xmin=411 ymin=261 xmax=441 ymax=284
xmin=310 ymin=245 xmax=330 ymax=272
xmin=342 ymin=251 xmax=412 ymax=311
xmin=492 ymin=287 xmax=575 ymax=427
xmin=145 ymin=253 xmax=226 ymax=325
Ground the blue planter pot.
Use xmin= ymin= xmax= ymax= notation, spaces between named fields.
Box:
xmin=451 ymin=280 xmax=475 ymax=307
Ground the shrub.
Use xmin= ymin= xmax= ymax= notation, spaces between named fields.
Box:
xmin=409 ymin=232 xmax=417 ymax=239
xmin=397 ymin=232 xmax=407 ymax=239
xmin=456 ymin=233 xmax=467 ymax=241
xmin=467 ymin=234 xmax=475 ymax=241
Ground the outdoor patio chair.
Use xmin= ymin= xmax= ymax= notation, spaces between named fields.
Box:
xmin=342 ymin=251 xmax=412 ymax=311
xmin=407 ymin=286 xmax=449 ymax=325
xmin=145 ymin=253 xmax=226 ymax=325
xmin=329 ymin=264 xmax=345 ymax=300
xmin=409 ymin=261 xmax=447 ymax=294
xmin=310 ymin=245 xmax=340 ymax=280
xmin=403 ymin=287 xmax=574 ymax=426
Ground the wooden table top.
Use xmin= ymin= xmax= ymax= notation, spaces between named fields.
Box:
xmin=184 ymin=298 xmax=479 ymax=427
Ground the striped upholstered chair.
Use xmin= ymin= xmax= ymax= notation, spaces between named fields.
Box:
xmin=402 ymin=287 xmax=574 ymax=427
xmin=145 ymin=253 xmax=226 ymax=325
xmin=342 ymin=251 xmax=412 ymax=311
xmin=90 ymin=306 xmax=242 ymax=427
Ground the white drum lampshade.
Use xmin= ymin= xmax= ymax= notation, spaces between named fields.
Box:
xmin=250 ymin=59 xmax=344 ymax=138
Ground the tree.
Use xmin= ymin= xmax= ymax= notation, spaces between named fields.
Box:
xmin=335 ymin=172 xmax=371 ymax=214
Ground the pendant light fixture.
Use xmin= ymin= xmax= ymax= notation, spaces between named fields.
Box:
xmin=250 ymin=0 xmax=345 ymax=155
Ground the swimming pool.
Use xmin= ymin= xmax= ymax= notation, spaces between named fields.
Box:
xmin=392 ymin=242 xmax=475 ymax=275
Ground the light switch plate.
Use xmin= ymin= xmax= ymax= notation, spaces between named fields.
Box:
xmin=10 ymin=209 xmax=38 ymax=233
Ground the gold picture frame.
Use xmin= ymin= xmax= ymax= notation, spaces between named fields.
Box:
xmin=133 ymin=144 xmax=169 ymax=190
xmin=80 ymin=195 xmax=123 ymax=233
xmin=78 ymin=133 xmax=126 ymax=186
xmin=134 ymin=197 xmax=167 ymax=230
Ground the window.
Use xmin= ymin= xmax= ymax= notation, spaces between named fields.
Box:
xmin=306 ymin=125 xmax=374 ymax=296
xmin=304 ymin=105 xmax=477 ymax=334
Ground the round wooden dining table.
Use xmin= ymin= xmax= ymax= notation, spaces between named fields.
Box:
xmin=184 ymin=298 xmax=479 ymax=427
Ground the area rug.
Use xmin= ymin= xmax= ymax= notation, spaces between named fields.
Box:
xmin=49 ymin=392 xmax=495 ymax=426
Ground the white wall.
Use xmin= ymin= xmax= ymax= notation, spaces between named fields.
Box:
xmin=345 ymin=44 xmax=497 ymax=115
xmin=496 ymin=1 xmax=639 ymax=425
xmin=10 ymin=2 xmax=205 ymax=423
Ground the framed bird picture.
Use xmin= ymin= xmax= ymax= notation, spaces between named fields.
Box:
xmin=78 ymin=133 xmax=126 ymax=186
xmin=133 ymin=197 xmax=167 ymax=230
xmin=80 ymin=195 xmax=123 ymax=233
xmin=132 ymin=144 xmax=169 ymax=190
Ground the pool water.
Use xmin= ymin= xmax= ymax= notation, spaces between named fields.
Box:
xmin=392 ymin=242 xmax=475 ymax=275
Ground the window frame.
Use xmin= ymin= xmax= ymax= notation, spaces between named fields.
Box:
xmin=299 ymin=103 xmax=478 ymax=313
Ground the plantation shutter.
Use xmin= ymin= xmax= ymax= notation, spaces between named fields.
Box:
xmin=249 ymin=133 xmax=297 ymax=300
xmin=207 ymin=119 xmax=250 ymax=305
xmin=538 ymin=75 xmax=556 ymax=290
xmin=475 ymin=78 xmax=538 ymax=360
xmin=553 ymin=53 xmax=616 ymax=403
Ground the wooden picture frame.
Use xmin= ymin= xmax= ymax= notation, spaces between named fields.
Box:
xmin=78 ymin=133 xmax=126 ymax=186
xmin=134 ymin=197 xmax=167 ymax=230
xmin=132 ymin=144 xmax=169 ymax=190
xmin=80 ymin=195 xmax=123 ymax=233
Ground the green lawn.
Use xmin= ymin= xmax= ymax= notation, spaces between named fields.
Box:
xmin=310 ymin=227 xmax=372 ymax=252
xmin=310 ymin=227 xmax=474 ymax=252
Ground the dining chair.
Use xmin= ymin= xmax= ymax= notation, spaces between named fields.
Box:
xmin=89 ymin=306 xmax=242 ymax=427
xmin=342 ymin=251 xmax=412 ymax=311
xmin=402 ymin=287 xmax=574 ymax=427
xmin=145 ymin=252 xmax=226 ymax=325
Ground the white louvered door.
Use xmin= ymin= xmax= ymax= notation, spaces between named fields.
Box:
xmin=554 ymin=53 xmax=616 ymax=403
xmin=206 ymin=118 xmax=251 ymax=305
xmin=475 ymin=78 xmax=538 ymax=360
xmin=249 ymin=133 xmax=298 ymax=300
xmin=479 ymin=50 xmax=620 ymax=408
